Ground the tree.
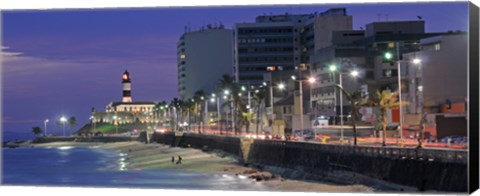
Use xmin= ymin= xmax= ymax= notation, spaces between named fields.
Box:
xmin=193 ymin=90 xmax=206 ymax=133
xmin=241 ymin=112 xmax=255 ymax=134
xmin=154 ymin=101 xmax=168 ymax=124
xmin=334 ymin=86 xmax=365 ymax=146
xmin=170 ymin=98 xmax=182 ymax=131
xmin=32 ymin=126 xmax=42 ymax=136
xmin=217 ymin=74 xmax=245 ymax=135
xmin=364 ymin=90 xmax=409 ymax=147
xmin=68 ymin=117 xmax=77 ymax=135
xmin=253 ymin=86 xmax=267 ymax=137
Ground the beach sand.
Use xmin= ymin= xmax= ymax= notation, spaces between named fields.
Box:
xmin=27 ymin=141 xmax=375 ymax=193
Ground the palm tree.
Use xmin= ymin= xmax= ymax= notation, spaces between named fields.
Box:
xmin=217 ymin=75 xmax=244 ymax=135
xmin=32 ymin=126 xmax=42 ymax=136
xmin=68 ymin=116 xmax=77 ymax=135
xmin=182 ymin=99 xmax=194 ymax=132
xmin=364 ymin=90 xmax=409 ymax=147
xmin=253 ymin=86 xmax=267 ymax=137
xmin=334 ymin=86 xmax=365 ymax=146
xmin=154 ymin=101 xmax=167 ymax=124
xmin=170 ymin=98 xmax=182 ymax=131
xmin=193 ymin=90 xmax=206 ymax=133
xmin=241 ymin=112 xmax=255 ymax=134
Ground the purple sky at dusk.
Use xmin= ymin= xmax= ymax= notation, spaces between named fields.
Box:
xmin=1 ymin=2 xmax=468 ymax=139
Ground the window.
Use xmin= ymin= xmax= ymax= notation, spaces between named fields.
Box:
xmin=384 ymin=70 xmax=392 ymax=77
xmin=180 ymin=54 xmax=186 ymax=59
xmin=434 ymin=43 xmax=441 ymax=51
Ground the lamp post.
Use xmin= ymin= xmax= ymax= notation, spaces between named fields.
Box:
xmin=385 ymin=43 xmax=404 ymax=142
xmin=113 ymin=115 xmax=118 ymax=135
xmin=224 ymin=90 xmax=231 ymax=134
xmin=211 ymin=93 xmax=221 ymax=135
xmin=60 ymin=116 xmax=67 ymax=137
xmin=44 ymin=119 xmax=49 ymax=137
xmin=329 ymin=65 xmax=359 ymax=143
xmin=263 ymin=81 xmax=286 ymax=132
xmin=291 ymin=75 xmax=316 ymax=140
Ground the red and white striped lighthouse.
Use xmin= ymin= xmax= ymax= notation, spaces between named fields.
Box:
xmin=122 ymin=70 xmax=132 ymax=103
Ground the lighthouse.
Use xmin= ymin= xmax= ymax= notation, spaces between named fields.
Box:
xmin=122 ymin=70 xmax=132 ymax=103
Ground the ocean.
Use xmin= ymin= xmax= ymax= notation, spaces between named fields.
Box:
xmin=2 ymin=146 xmax=267 ymax=190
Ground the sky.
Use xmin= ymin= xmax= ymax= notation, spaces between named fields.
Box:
xmin=1 ymin=2 xmax=469 ymax=139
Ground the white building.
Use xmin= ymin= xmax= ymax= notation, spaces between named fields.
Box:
xmin=177 ymin=25 xmax=234 ymax=99
xmin=92 ymin=70 xmax=159 ymax=125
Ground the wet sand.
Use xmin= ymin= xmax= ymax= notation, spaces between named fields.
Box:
xmin=28 ymin=141 xmax=375 ymax=193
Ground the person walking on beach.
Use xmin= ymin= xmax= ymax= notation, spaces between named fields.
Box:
xmin=176 ymin=155 xmax=182 ymax=164
xmin=171 ymin=156 xmax=175 ymax=164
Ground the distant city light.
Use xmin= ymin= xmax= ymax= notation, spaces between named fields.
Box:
xmin=350 ymin=70 xmax=359 ymax=77
xmin=385 ymin=52 xmax=393 ymax=60
xmin=329 ymin=65 xmax=337 ymax=72
xmin=413 ymin=58 xmax=421 ymax=64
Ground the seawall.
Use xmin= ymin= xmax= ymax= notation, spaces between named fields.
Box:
xmin=31 ymin=136 xmax=139 ymax=143
xmin=152 ymin=132 xmax=468 ymax=192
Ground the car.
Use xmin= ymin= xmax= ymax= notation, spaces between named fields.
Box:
xmin=293 ymin=129 xmax=315 ymax=140
xmin=375 ymin=123 xmax=400 ymax=131
xmin=441 ymin=136 xmax=468 ymax=144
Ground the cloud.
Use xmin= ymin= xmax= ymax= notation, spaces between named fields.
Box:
xmin=4 ymin=34 xmax=178 ymax=64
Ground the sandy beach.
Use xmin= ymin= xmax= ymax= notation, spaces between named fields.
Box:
xmin=23 ymin=141 xmax=375 ymax=193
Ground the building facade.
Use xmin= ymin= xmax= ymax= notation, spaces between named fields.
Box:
xmin=234 ymin=8 xmax=352 ymax=86
xmin=402 ymin=33 xmax=467 ymax=138
xmin=177 ymin=25 xmax=234 ymax=99
xmin=309 ymin=20 xmax=452 ymax=127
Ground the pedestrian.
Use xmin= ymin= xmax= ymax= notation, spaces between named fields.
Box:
xmin=177 ymin=155 xmax=182 ymax=164
xmin=171 ymin=156 xmax=175 ymax=164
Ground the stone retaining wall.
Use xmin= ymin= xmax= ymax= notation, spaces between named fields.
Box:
xmin=152 ymin=132 xmax=468 ymax=192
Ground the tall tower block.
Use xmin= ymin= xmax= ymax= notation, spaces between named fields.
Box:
xmin=122 ymin=70 xmax=132 ymax=103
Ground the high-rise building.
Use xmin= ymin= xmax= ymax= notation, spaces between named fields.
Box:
xmin=177 ymin=25 xmax=234 ymax=99
xmin=234 ymin=8 xmax=353 ymax=86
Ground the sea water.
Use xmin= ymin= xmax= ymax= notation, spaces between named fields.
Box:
xmin=2 ymin=146 xmax=267 ymax=190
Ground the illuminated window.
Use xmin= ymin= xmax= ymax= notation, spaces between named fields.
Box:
xmin=417 ymin=85 xmax=423 ymax=92
xmin=434 ymin=43 xmax=441 ymax=51
xmin=180 ymin=54 xmax=186 ymax=59
xmin=388 ymin=42 xmax=395 ymax=48
xmin=266 ymin=66 xmax=276 ymax=71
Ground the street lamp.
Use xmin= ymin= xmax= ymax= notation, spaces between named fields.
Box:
xmin=329 ymin=65 xmax=359 ymax=143
xmin=291 ymin=75 xmax=316 ymax=140
xmin=264 ymin=81 xmax=287 ymax=132
xmin=44 ymin=119 xmax=49 ymax=137
xmin=223 ymin=90 xmax=233 ymax=134
xmin=385 ymin=44 xmax=404 ymax=142
xmin=113 ymin=115 xmax=118 ymax=135
xmin=60 ymin=116 xmax=67 ymax=137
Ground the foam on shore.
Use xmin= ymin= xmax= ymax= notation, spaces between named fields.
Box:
xmin=27 ymin=141 xmax=375 ymax=193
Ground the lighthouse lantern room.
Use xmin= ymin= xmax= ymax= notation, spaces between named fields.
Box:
xmin=122 ymin=70 xmax=132 ymax=103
